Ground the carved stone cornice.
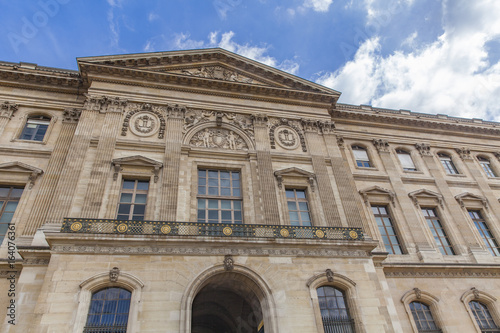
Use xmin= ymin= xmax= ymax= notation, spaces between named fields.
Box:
xmin=0 ymin=101 xmax=19 ymax=119
xmin=455 ymin=147 xmax=472 ymax=160
xmin=0 ymin=63 xmax=81 ymax=89
xmin=415 ymin=143 xmax=432 ymax=156
xmin=331 ymin=108 xmax=500 ymax=136
xmin=373 ymin=139 xmax=390 ymax=152
xmin=62 ymin=108 xmax=82 ymax=123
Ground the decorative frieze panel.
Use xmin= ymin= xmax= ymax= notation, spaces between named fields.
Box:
xmin=269 ymin=118 xmax=307 ymax=152
xmin=0 ymin=101 xmax=18 ymax=119
xmin=190 ymin=128 xmax=248 ymax=150
xmin=122 ymin=103 xmax=166 ymax=139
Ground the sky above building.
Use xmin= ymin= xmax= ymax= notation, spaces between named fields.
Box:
xmin=1 ymin=0 xmax=500 ymax=121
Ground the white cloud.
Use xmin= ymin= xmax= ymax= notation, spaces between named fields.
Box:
xmin=317 ymin=0 xmax=500 ymax=121
xmin=148 ymin=13 xmax=159 ymax=22
xmin=303 ymin=0 xmax=334 ymax=12
xmin=364 ymin=0 xmax=414 ymax=25
xmin=401 ymin=31 xmax=418 ymax=48
xmin=171 ymin=31 xmax=300 ymax=74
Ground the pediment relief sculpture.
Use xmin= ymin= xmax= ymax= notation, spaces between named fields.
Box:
xmin=190 ymin=128 xmax=248 ymax=151
xmin=172 ymin=66 xmax=256 ymax=84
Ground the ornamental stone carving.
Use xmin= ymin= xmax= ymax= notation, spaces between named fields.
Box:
xmin=414 ymin=288 xmax=422 ymax=299
xmin=109 ymin=267 xmax=120 ymax=282
xmin=185 ymin=110 xmax=254 ymax=142
xmin=275 ymin=126 xmax=299 ymax=150
xmin=190 ymin=128 xmax=248 ymax=150
xmin=336 ymin=135 xmax=345 ymax=148
xmin=122 ymin=103 xmax=167 ymax=139
xmin=373 ymin=139 xmax=390 ymax=152
xmin=181 ymin=66 xmax=253 ymax=83
xmin=269 ymin=118 xmax=307 ymax=152
xmin=0 ymin=101 xmax=19 ymax=119
xmin=224 ymin=255 xmax=234 ymax=271
xmin=455 ymin=147 xmax=472 ymax=160
xmin=415 ymin=143 xmax=432 ymax=156
xmin=326 ymin=269 xmax=334 ymax=282
xmin=251 ymin=114 xmax=269 ymax=126
xmin=105 ymin=97 xmax=128 ymax=113
xmin=320 ymin=121 xmax=336 ymax=135
xmin=301 ymin=119 xmax=321 ymax=133
xmin=84 ymin=95 xmax=110 ymax=112
xmin=62 ymin=108 xmax=82 ymax=123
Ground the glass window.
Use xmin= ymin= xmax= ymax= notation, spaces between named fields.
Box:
xmin=352 ymin=145 xmax=372 ymax=168
xmin=421 ymin=208 xmax=455 ymax=255
xmin=19 ymin=116 xmax=51 ymax=141
xmin=438 ymin=153 xmax=458 ymax=175
xmin=286 ymin=189 xmax=312 ymax=226
xmin=371 ymin=205 xmax=403 ymax=254
xmin=197 ymin=169 xmax=242 ymax=224
xmin=478 ymin=157 xmax=497 ymax=177
xmin=469 ymin=210 xmax=500 ymax=256
xmin=317 ymin=286 xmax=354 ymax=333
xmin=409 ymin=301 xmax=440 ymax=332
xmin=396 ymin=149 xmax=417 ymax=171
xmin=469 ymin=301 xmax=499 ymax=331
xmin=84 ymin=287 xmax=131 ymax=333
xmin=117 ymin=180 xmax=149 ymax=221
xmin=0 ymin=187 xmax=23 ymax=243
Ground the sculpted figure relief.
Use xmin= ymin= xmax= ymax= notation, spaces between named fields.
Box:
xmin=190 ymin=128 xmax=248 ymax=150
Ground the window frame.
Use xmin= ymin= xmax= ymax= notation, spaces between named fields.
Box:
xmin=116 ymin=179 xmax=150 ymax=221
xmin=196 ymin=168 xmax=243 ymax=224
xmin=421 ymin=207 xmax=455 ymax=255
xmin=461 ymin=288 xmax=500 ymax=333
xmin=0 ymin=186 xmax=24 ymax=244
xmin=401 ymin=289 xmax=444 ymax=333
xmin=12 ymin=113 xmax=56 ymax=145
xmin=285 ymin=188 xmax=313 ymax=226
xmin=84 ymin=287 xmax=132 ymax=332
xmin=351 ymin=145 xmax=373 ymax=168
xmin=477 ymin=156 xmax=497 ymax=178
xmin=371 ymin=205 xmax=404 ymax=255
xmin=468 ymin=210 xmax=500 ymax=256
xmin=316 ymin=285 xmax=355 ymax=331
xmin=437 ymin=152 xmax=459 ymax=175
xmin=396 ymin=149 xmax=417 ymax=172
xmin=72 ymin=270 xmax=144 ymax=333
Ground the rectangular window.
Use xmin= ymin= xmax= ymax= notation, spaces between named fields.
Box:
xmin=117 ymin=180 xmax=149 ymax=221
xmin=286 ymin=189 xmax=312 ymax=226
xmin=0 ymin=187 xmax=23 ymax=242
xmin=20 ymin=117 xmax=51 ymax=141
xmin=421 ymin=208 xmax=455 ymax=255
xmin=352 ymin=146 xmax=372 ymax=168
xmin=468 ymin=210 xmax=500 ymax=256
xmin=371 ymin=205 xmax=403 ymax=254
xmin=197 ymin=169 xmax=242 ymax=224
xmin=438 ymin=154 xmax=458 ymax=175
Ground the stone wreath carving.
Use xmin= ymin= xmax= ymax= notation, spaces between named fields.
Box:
xmin=190 ymin=128 xmax=248 ymax=150
xmin=269 ymin=118 xmax=307 ymax=152
xmin=122 ymin=103 xmax=166 ymax=138
xmin=184 ymin=109 xmax=254 ymax=142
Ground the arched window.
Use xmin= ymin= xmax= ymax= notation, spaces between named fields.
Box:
xmin=352 ymin=145 xmax=372 ymax=168
xmin=19 ymin=115 xmax=51 ymax=141
xmin=409 ymin=301 xmax=440 ymax=332
xmin=396 ymin=149 xmax=417 ymax=171
xmin=469 ymin=301 xmax=499 ymax=332
xmin=477 ymin=157 xmax=497 ymax=178
xmin=84 ymin=287 xmax=131 ymax=333
xmin=317 ymin=286 xmax=355 ymax=332
xmin=438 ymin=153 xmax=458 ymax=175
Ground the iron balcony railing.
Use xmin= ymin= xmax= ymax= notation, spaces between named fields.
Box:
xmin=322 ymin=316 xmax=356 ymax=333
xmin=61 ymin=218 xmax=364 ymax=241
xmin=83 ymin=326 xmax=127 ymax=333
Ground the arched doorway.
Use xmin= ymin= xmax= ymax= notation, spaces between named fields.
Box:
xmin=191 ymin=271 xmax=266 ymax=333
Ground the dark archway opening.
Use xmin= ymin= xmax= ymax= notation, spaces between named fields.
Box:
xmin=191 ymin=274 xmax=264 ymax=333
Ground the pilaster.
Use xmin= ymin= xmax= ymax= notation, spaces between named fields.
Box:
xmin=0 ymin=101 xmax=18 ymax=136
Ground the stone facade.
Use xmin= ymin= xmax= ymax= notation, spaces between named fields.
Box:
xmin=1 ymin=49 xmax=500 ymax=332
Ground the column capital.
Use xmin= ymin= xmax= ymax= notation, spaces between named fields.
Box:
xmin=62 ymin=108 xmax=82 ymax=123
xmin=0 ymin=101 xmax=19 ymax=119
xmin=455 ymin=147 xmax=472 ymax=160
xmin=415 ymin=143 xmax=432 ymax=156
xmin=373 ymin=139 xmax=390 ymax=152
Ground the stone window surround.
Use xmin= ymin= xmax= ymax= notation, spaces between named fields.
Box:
xmin=11 ymin=111 xmax=57 ymax=145
xmin=461 ymin=288 xmax=500 ymax=333
xmin=401 ymin=288 xmax=445 ymax=333
xmin=436 ymin=150 xmax=464 ymax=177
xmin=475 ymin=154 xmax=499 ymax=179
xmin=307 ymin=270 xmax=366 ymax=333
xmin=190 ymin=160 xmax=250 ymax=224
xmin=72 ymin=269 xmax=144 ymax=333
xmin=393 ymin=146 xmax=423 ymax=174
xmin=350 ymin=143 xmax=376 ymax=170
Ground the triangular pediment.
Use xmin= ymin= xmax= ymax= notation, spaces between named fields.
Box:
xmin=455 ymin=192 xmax=488 ymax=208
xmin=274 ymin=167 xmax=315 ymax=179
xmin=77 ymin=48 xmax=341 ymax=97
xmin=112 ymin=155 xmax=162 ymax=168
xmin=0 ymin=161 xmax=43 ymax=174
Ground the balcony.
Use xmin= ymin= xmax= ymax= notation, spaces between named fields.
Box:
xmin=61 ymin=218 xmax=364 ymax=241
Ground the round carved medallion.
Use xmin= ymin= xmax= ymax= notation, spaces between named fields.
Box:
xmin=280 ymin=228 xmax=290 ymax=237
xmin=161 ymin=225 xmax=171 ymax=234
xmin=349 ymin=230 xmax=359 ymax=240
xmin=315 ymin=229 xmax=325 ymax=238
xmin=223 ymin=227 xmax=233 ymax=236
xmin=117 ymin=223 xmax=128 ymax=233
xmin=129 ymin=112 xmax=160 ymax=137
xmin=70 ymin=222 xmax=82 ymax=232
xmin=275 ymin=126 xmax=300 ymax=150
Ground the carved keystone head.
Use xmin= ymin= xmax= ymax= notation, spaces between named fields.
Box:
xmin=223 ymin=255 xmax=234 ymax=271
xmin=326 ymin=269 xmax=334 ymax=282
xmin=109 ymin=267 xmax=120 ymax=282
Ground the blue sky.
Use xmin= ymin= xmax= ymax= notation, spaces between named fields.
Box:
xmin=1 ymin=0 xmax=500 ymax=121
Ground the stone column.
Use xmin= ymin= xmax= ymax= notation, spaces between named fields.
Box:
xmin=20 ymin=109 xmax=81 ymax=235
xmin=301 ymin=120 xmax=342 ymax=227
xmin=0 ymin=101 xmax=18 ymax=136
xmin=43 ymin=96 xmax=105 ymax=226
xmin=417 ymin=144 xmax=483 ymax=255
xmin=322 ymin=125 xmax=366 ymax=229
xmin=371 ymin=139 xmax=433 ymax=254
xmin=252 ymin=115 xmax=280 ymax=225
xmin=159 ymin=104 xmax=186 ymax=221
xmin=80 ymin=98 xmax=127 ymax=218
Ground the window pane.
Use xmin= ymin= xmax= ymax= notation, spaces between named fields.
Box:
xmin=120 ymin=193 xmax=133 ymax=203
xmin=122 ymin=180 xmax=135 ymax=189
xmin=135 ymin=194 xmax=147 ymax=204
xmin=372 ymin=206 xmax=402 ymax=254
